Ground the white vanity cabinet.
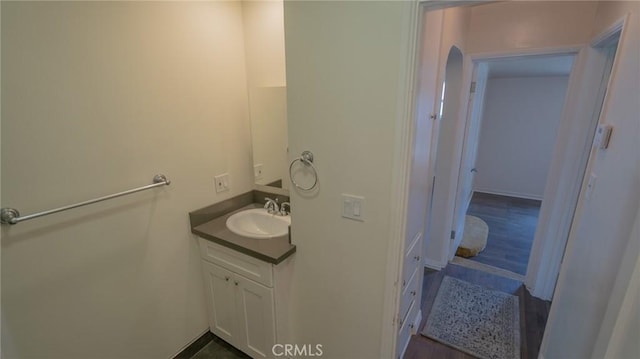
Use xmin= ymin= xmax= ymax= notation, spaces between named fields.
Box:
xmin=198 ymin=238 xmax=293 ymax=359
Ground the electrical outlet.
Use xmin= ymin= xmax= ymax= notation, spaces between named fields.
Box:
xmin=214 ymin=173 xmax=230 ymax=193
xmin=254 ymin=164 xmax=264 ymax=180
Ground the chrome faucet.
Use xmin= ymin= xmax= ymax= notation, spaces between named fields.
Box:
xmin=264 ymin=197 xmax=279 ymax=214
xmin=280 ymin=202 xmax=291 ymax=216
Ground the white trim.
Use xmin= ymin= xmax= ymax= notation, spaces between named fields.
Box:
xmin=472 ymin=188 xmax=543 ymax=201
xmin=539 ymin=13 xmax=630 ymax=357
xmin=526 ymin=15 xmax=628 ymax=301
xmin=590 ymin=15 xmax=627 ymax=47
xmin=524 ymin=47 xmax=591 ymax=300
xmin=468 ymin=45 xmax=583 ymax=61
xmin=411 ymin=310 xmax=423 ymax=335
xmin=423 ymin=258 xmax=446 ymax=270
xmin=451 ymin=257 xmax=525 ymax=282
xmin=380 ymin=1 xmax=421 ymax=358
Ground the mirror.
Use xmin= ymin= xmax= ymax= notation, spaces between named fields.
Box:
xmin=242 ymin=0 xmax=289 ymax=191
xmin=249 ymin=87 xmax=288 ymax=190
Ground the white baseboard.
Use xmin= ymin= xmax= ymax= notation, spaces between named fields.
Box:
xmin=473 ymin=188 xmax=543 ymax=201
xmin=411 ymin=310 xmax=422 ymax=335
xmin=423 ymin=257 xmax=445 ymax=270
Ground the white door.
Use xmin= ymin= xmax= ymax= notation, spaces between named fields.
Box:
xmin=451 ymin=63 xmax=489 ymax=252
xmin=236 ymin=276 xmax=276 ymax=359
xmin=202 ymin=261 xmax=239 ymax=346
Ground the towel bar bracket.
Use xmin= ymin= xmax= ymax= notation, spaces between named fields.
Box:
xmin=1 ymin=208 xmax=20 ymax=225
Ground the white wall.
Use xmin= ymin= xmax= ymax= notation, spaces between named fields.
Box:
xmin=1 ymin=2 xmax=253 ymax=358
xmin=467 ymin=1 xmax=597 ymax=54
xmin=473 ymin=76 xmax=569 ymax=200
xmin=541 ymin=1 xmax=640 ymax=358
xmin=241 ymin=0 xmax=288 ymax=188
xmin=283 ymin=1 xmax=415 ymax=357
xmin=241 ymin=0 xmax=286 ymax=89
xmin=591 ymin=208 xmax=640 ymax=359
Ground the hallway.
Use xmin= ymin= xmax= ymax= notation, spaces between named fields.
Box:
xmin=403 ymin=264 xmax=551 ymax=359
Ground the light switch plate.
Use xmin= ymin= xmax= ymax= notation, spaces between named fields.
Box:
xmin=214 ymin=173 xmax=230 ymax=193
xmin=342 ymin=194 xmax=365 ymax=221
xmin=593 ymin=124 xmax=613 ymax=149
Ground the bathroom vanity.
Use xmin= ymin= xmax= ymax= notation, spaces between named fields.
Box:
xmin=190 ymin=191 xmax=294 ymax=359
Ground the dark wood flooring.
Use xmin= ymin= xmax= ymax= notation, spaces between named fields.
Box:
xmin=465 ymin=192 xmax=541 ymax=275
xmin=403 ymin=264 xmax=551 ymax=359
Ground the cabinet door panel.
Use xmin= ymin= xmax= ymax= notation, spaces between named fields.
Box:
xmin=202 ymin=261 xmax=238 ymax=346
xmin=236 ymin=277 xmax=276 ymax=359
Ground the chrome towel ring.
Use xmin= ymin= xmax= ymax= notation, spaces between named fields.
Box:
xmin=289 ymin=150 xmax=318 ymax=191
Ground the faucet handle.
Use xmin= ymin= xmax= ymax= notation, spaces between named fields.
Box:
xmin=264 ymin=197 xmax=279 ymax=214
xmin=280 ymin=202 xmax=291 ymax=215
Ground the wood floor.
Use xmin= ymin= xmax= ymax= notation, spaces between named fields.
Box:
xmin=403 ymin=264 xmax=551 ymax=359
xmin=465 ymin=192 xmax=541 ymax=275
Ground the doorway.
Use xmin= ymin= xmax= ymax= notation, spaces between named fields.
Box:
xmin=453 ymin=55 xmax=575 ymax=278
xmin=394 ymin=1 xmax=627 ymax=358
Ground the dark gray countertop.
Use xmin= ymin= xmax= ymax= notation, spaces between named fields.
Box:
xmin=191 ymin=203 xmax=296 ymax=264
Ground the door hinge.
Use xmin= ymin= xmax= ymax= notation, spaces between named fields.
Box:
xmin=470 ymin=81 xmax=476 ymax=93
xmin=450 ymin=230 xmax=456 ymax=239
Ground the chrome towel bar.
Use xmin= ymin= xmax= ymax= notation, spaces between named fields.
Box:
xmin=1 ymin=174 xmax=171 ymax=225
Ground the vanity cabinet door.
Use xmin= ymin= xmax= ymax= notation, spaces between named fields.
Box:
xmin=202 ymin=261 xmax=239 ymax=347
xmin=235 ymin=276 xmax=276 ymax=359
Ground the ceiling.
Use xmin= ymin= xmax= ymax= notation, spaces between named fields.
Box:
xmin=487 ymin=55 xmax=575 ymax=78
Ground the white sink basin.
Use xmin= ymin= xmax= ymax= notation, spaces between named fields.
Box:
xmin=226 ymin=208 xmax=291 ymax=239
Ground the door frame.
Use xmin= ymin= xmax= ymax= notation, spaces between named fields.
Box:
xmin=447 ymin=46 xmax=584 ymax=299
xmin=426 ymin=45 xmax=584 ymax=268
xmin=526 ymin=17 xmax=626 ymax=300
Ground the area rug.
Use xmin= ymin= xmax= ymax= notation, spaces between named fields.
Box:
xmin=421 ymin=276 xmax=520 ymax=359
xmin=456 ymin=215 xmax=489 ymax=257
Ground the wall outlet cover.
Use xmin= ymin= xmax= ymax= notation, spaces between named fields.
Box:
xmin=254 ymin=164 xmax=264 ymax=180
xmin=214 ymin=173 xmax=230 ymax=193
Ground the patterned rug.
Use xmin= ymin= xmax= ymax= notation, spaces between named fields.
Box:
xmin=421 ymin=276 xmax=520 ymax=359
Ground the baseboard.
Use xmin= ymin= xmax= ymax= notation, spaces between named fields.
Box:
xmin=473 ymin=188 xmax=543 ymax=201
xmin=411 ymin=310 xmax=422 ymax=335
xmin=424 ymin=257 xmax=445 ymax=270
xmin=451 ymin=256 xmax=525 ymax=282
xmin=172 ymin=329 xmax=212 ymax=359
